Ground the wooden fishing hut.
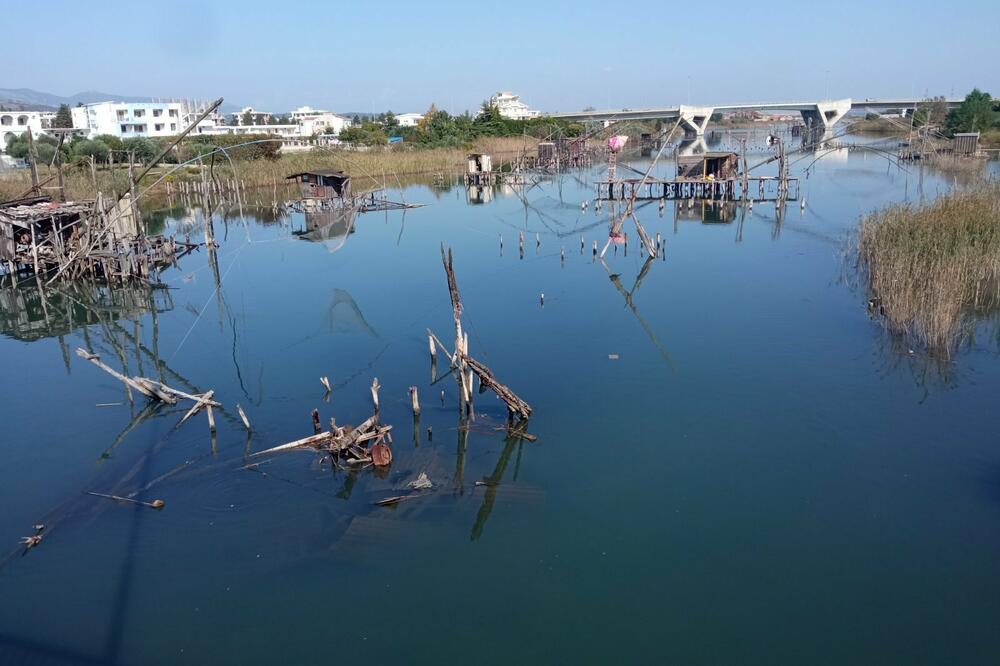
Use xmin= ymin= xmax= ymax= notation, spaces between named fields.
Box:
xmin=286 ymin=169 xmax=352 ymax=202
xmin=596 ymin=150 xmax=798 ymax=202
xmin=466 ymin=153 xmax=493 ymax=185
xmin=0 ymin=197 xmax=95 ymax=275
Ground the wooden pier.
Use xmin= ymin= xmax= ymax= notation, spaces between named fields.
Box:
xmin=595 ymin=175 xmax=798 ymax=202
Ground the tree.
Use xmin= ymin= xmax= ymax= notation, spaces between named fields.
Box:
xmin=73 ymin=139 xmax=110 ymax=163
xmin=94 ymin=134 xmax=123 ymax=153
xmin=912 ymin=96 xmax=949 ymax=128
xmin=122 ymin=137 xmax=158 ymax=163
xmin=946 ymin=89 xmax=997 ymax=135
xmin=241 ymin=111 xmax=254 ymax=126
xmin=53 ymin=104 xmax=73 ymax=128
xmin=382 ymin=111 xmax=398 ymax=130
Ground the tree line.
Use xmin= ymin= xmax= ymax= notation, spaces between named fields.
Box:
xmin=337 ymin=101 xmax=584 ymax=148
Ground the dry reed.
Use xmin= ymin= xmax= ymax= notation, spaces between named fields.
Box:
xmin=857 ymin=182 xmax=1000 ymax=354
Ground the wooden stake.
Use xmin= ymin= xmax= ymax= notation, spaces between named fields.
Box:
xmin=236 ymin=403 xmax=252 ymax=431
xmin=409 ymin=386 xmax=421 ymax=418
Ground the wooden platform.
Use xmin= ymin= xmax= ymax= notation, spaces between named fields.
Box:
xmin=595 ymin=176 xmax=798 ymax=202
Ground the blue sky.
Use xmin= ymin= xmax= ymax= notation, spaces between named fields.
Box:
xmin=9 ymin=0 xmax=998 ymax=114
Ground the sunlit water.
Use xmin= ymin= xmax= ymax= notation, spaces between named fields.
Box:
xmin=2 ymin=131 xmax=999 ymax=664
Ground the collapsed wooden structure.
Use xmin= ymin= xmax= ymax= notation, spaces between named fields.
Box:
xmin=0 ymin=194 xmax=193 ymax=284
xmin=536 ymin=137 xmax=593 ymax=170
xmin=429 ymin=245 xmax=533 ymax=429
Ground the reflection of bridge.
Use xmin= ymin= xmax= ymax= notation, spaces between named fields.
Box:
xmin=549 ymin=98 xmax=962 ymax=135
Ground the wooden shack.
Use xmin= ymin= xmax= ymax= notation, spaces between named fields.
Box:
xmin=286 ymin=169 xmax=352 ymax=201
xmin=953 ymin=133 xmax=980 ymax=157
xmin=0 ymin=197 xmax=95 ymax=268
xmin=537 ymin=142 xmax=555 ymax=167
xmin=467 ymin=153 xmax=492 ymax=176
xmin=676 ymin=152 xmax=740 ymax=180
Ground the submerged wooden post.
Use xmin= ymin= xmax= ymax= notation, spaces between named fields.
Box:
xmin=409 ymin=386 xmax=420 ymax=418
xmin=371 ymin=377 xmax=381 ymax=416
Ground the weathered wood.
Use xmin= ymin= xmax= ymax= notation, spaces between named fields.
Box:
xmin=409 ymin=386 xmax=420 ymax=417
xmin=177 ymin=390 xmax=215 ymax=426
xmin=236 ymin=403 xmax=252 ymax=431
xmin=370 ymin=378 xmax=380 ymax=415
xmin=463 ymin=354 xmax=532 ymax=419
xmin=76 ymin=348 xmax=158 ymax=400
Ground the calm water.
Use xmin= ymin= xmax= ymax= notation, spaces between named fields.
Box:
xmin=2 ymin=132 xmax=1000 ymax=664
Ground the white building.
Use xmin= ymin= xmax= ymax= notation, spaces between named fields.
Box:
xmin=395 ymin=112 xmax=424 ymax=127
xmin=71 ymin=101 xmax=184 ymax=139
xmin=489 ymin=91 xmax=540 ymax=120
xmin=289 ymin=106 xmax=351 ymax=136
xmin=230 ymin=106 xmax=273 ymax=125
xmin=0 ymin=111 xmax=56 ymax=151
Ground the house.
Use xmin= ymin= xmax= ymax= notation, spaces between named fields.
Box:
xmin=289 ymin=106 xmax=352 ymax=136
xmin=70 ymin=101 xmax=184 ymax=139
xmin=396 ymin=112 xmax=424 ymax=127
xmin=675 ymin=152 xmax=740 ymax=180
xmin=286 ymin=169 xmax=352 ymax=201
xmin=229 ymin=106 xmax=273 ymax=125
xmin=1 ymin=111 xmax=52 ymax=151
xmin=489 ymin=92 xmax=540 ymax=120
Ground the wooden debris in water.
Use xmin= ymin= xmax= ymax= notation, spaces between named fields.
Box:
xmin=409 ymin=386 xmax=420 ymax=418
xmin=236 ymin=403 xmax=252 ymax=432
xmin=432 ymin=245 xmax=533 ymax=423
xmin=86 ymin=491 xmax=165 ymax=510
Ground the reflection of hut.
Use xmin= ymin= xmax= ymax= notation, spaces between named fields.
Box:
xmin=286 ymin=169 xmax=352 ymax=201
xmin=953 ymin=133 xmax=980 ymax=157
xmin=0 ymin=282 xmax=171 ymax=342
xmin=676 ymin=152 xmax=740 ymax=180
xmin=466 ymin=185 xmax=494 ymax=205
xmin=293 ymin=209 xmax=356 ymax=253
xmin=674 ymin=200 xmax=738 ymax=224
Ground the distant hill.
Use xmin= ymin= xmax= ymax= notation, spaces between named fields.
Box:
xmin=0 ymin=88 xmax=241 ymax=113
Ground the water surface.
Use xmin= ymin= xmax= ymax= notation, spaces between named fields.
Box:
xmin=2 ymin=132 xmax=999 ymax=664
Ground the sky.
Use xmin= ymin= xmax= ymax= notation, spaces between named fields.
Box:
xmin=8 ymin=0 xmax=998 ymax=115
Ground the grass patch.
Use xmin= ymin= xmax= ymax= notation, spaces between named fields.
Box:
xmin=857 ymin=182 xmax=1000 ymax=354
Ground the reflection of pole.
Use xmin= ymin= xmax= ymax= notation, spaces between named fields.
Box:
xmin=602 ymin=256 xmax=675 ymax=370
xmin=470 ymin=435 xmax=518 ymax=541
xmin=453 ymin=418 xmax=468 ymax=493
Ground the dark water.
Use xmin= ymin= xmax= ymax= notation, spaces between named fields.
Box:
xmin=2 ymin=133 xmax=1000 ymax=664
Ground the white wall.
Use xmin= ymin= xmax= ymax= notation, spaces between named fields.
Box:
xmin=72 ymin=102 xmax=184 ymax=139
xmin=0 ymin=111 xmax=47 ymax=152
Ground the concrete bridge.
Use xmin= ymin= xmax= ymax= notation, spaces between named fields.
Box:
xmin=548 ymin=98 xmax=962 ymax=135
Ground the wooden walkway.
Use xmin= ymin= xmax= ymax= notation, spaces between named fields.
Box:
xmin=595 ymin=176 xmax=798 ymax=202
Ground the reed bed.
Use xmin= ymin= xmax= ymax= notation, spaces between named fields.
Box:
xmin=0 ymin=136 xmax=541 ymax=204
xmin=857 ymin=182 xmax=1000 ymax=354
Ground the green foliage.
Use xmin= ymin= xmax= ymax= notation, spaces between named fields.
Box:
xmin=339 ymin=122 xmax=388 ymax=147
xmin=946 ymin=89 xmax=997 ymax=135
xmin=72 ymin=139 xmax=110 ymax=162
xmin=34 ymin=143 xmax=56 ymax=165
xmin=53 ymin=104 xmax=73 ymax=128
xmin=94 ymin=134 xmax=124 ymax=153
xmin=122 ymin=137 xmax=158 ymax=163
xmin=177 ymin=133 xmax=282 ymax=162
xmin=5 ymin=134 xmax=28 ymax=159
xmin=912 ymin=96 xmax=949 ymax=128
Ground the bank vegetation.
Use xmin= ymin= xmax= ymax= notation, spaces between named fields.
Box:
xmin=858 ymin=181 xmax=1000 ymax=354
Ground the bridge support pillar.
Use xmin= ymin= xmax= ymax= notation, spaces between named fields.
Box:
xmin=799 ymin=98 xmax=852 ymax=130
xmin=678 ymin=105 xmax=714 ymax=136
